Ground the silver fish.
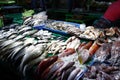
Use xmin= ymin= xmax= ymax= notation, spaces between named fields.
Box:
xmin=67 ymin=68 xmax=81 ymax=80
xmin=12 ymin=43 xmax=32 ymax=62
xmin=0 ymin=40 xmax=15 ymax=50
xmin=7 ymin=45 xmax=24 ymax=60
xmin=7 ymin=34 xmax=17 ymax=39
xmin=13 ymin=35 xmax=25 ymax=41
xmin=22 ymin=30 xmax=38 ymax=36
xmin=18 ymin=27 xmax=32 ymax=34
xmin=22 ymin=56 xmax=43 ymax=76
xmin=20 ymin=44 xmax=44 ymax=71
xmin=1 ymin=41 xmax=24 ymax=59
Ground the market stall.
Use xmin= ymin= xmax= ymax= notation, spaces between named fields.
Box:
xmin=0 ymin=11 xmax=120 ymax=80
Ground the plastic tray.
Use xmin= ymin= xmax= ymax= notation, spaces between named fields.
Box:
xmin=33 ymin=21 xmax=81 ymax=36
xmin=33 ymin=25 xmax=70 ymax=36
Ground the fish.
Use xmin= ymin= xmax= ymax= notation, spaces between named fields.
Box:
xmin=10 ymin=44 xmax=30 ymax=60
xmin=7 ymin=45 xmax=24 ymax=61
xmin=11 ymin=43 xmax=32 ymax=65
xmin=74 ymin=70 xmax=84 ymax=80
xmin=0 ymin=40 xmax=15 ymax=50
xmin=89 ymin=41 xmax=100 ymax=56
xmin=18 ymin=27 xmax=32 ymax=33
xmin=67 ymin=68 xmax=81 ymax=80
xmin=37 ymin=56 xmax=58 ymax=79
xmin=23 ymin=17 xmax=32 ymax=25
xmin=13 ymin=35 xmax=25 ymax=41
xmin=19 ymin=44 xmax=44 ymax=72
xmin=22 ymin=56 xmax=43 ymax=76
xmin=59 ymin=48 xmax=75 ymax=57
xmin=81 ymin=41 xmax=93 ymax=50
xmin=7 ymin=34 xmax=17 ymax=39
xmin=40 ymin=61 xmax=64 ymax=80
xmin=94 ymin=43 xmax=112 ymax=62
xmin=6 ymin=33 xmax=17 ymax=39
xmin=17 ymin=25 xmax=29 ymax=30
xmin=60 ymin=66 xmax=76 ymax=80
xmin=46 ymin=61 xmax=64 ymax=80
xmin=49 ymin=62 xmax=75 ymax=80
xmin=22 ymin=30 xmax=38 ymax=36
xmin=1 ymin=41 xmax=23 ymax=60
xmin=78 ymin=49 xmax=90 ymax=64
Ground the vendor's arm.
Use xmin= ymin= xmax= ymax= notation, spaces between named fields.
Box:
xmin=104 ymin=0 xmax=120 ymax=22
xmin=93 ymin=0 xmax=120 ymax=28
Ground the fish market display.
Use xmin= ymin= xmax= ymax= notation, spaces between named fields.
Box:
xmin=23 ymin=12 xmax=120 ymax=41
xmin=1 ymin=23 xmax=95 ymax=80
xmin=0 ymin=12 xmax=120 ymax=80
xmin=81 ymin=38 xmax=120 ymax=80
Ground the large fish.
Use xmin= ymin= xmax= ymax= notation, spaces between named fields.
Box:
xmin=19 ymin=44 xmax=45 ymax=71
xmin=22 ymin=55 xmax=44 ymax=76
xmin=60 ymin=66 xmax=76 ymax=80
xmin=37 ymin=56 xmax=58 ymax=79
xmin=0 ymin=40 xmax=15 ymax=50
xmin=49 ymin=62 xmax=75 ymax=80
xmin=67 ymin=67 xmax=81 ymax=80
xmin=11 ymin=43 xmax=32 ymax=65
xmin=40 ymin=60 xmax=64 ymax=80
xmin=1 ymin=41 xmax=23 ymax=60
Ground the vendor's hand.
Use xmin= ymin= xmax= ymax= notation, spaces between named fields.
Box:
xmin=93 ymin=17 xmax=112 ymax=29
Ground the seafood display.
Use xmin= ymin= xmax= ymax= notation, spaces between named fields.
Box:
xmin=0 ymin=11 xmax=120 ymax=80
xmin=0 ymin=23 xmax=92 ymax=80
xmin=23 ymin=12 xmax=120 ymax=40
xmin=81 ymin=39 xmax=120 ymax=80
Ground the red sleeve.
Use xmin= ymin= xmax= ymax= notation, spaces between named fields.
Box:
xmin=104 ymin=0 xmax=120 ymax=22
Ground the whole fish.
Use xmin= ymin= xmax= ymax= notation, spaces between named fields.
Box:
xmin=20 ymin=44 xmax=45 ymax=71
xmin=1 ymin=41 xmax=23 ymax=60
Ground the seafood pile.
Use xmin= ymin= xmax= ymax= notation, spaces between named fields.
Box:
xmin=0 ymin=11 xmax=120 ymax=80
xmin=1 ymin=24 xmax=99 ymax=80
xmin=81 ymin=39 xmax=120 ymax=80
xmin=95 ymin=40 xmax=120 ymax=67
